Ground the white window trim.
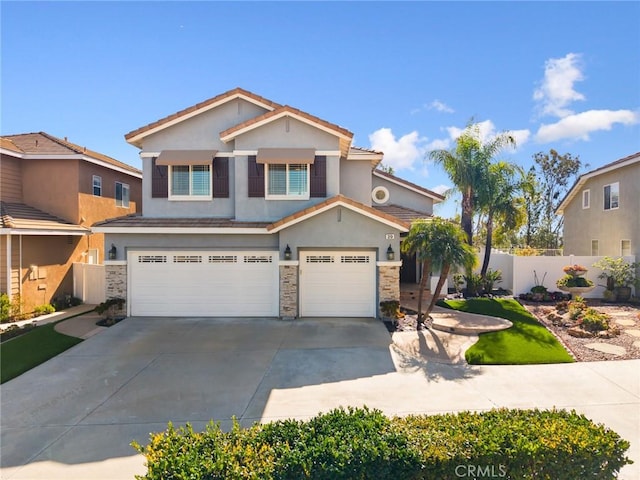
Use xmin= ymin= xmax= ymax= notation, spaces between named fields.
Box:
xmin=168 ymin=165 xmax=213 ymax=201
xmin=582 ymin=189 xmax=590 ymax=209
xmin=265 ymin=163 xmax=310 ymax=200
xmin=603 ymin=182 xmax=619 ymax=211
xmin=621 ymin=239 xmax=631 ymax=257
xmin=115 ymin=181 xmax=130 ymax=208
xmin=92 ymin=175 xmax=102 ymax=197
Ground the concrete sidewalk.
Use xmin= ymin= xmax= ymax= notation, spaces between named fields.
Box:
xmin=1 ymin=317 xmax=637 ymax=480
xmin=0 ymin=305 xmax=97 ymax=331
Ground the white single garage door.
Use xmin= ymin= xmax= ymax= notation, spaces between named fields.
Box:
xmin=129 ymin=251 xmax=279 ymax=317
xmin=299 ymin=251 xmax=376 ymax=317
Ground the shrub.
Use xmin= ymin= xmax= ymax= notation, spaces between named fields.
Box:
xmin=557 ymin=275 xmax=594 ymax=288
xmin=33 ymin=304 xmax=55 ymax=317
xmin=568 ymin=296 xmax=587 ymax=320
xmin=0 ymin=293 xmax=10 ymax=323
xmin=133 ymin=407 xmax=632 ymax=480
xmin=578 ymin=308 xmax=610 ymax=332
xmin=481 ymin=269 xmax=502 ymax=294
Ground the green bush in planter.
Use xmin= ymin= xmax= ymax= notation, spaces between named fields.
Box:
xmin=132 ymin=407 xmax=631 ymax=480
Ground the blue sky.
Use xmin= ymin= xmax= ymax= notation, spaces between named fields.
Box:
xmin=2 ymin=1 xmax=639 ymax=217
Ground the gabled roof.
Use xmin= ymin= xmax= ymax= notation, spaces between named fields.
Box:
xmin=1 ymin=132 xmax=141 ymax=177
xmin=220 ymin=105 xmax=353 ymax=143
xmin=373 ymin=169 xmax=445 ymax=203
xmin=266 ymin=194 xmax=410 ymax=233
xmin=556 ymin=151 xmax=640 ymax=214
xmin=125 ymin=87 xmax=282 ymax=147
xmin=0 ymin=202 xmax=89 ymax=235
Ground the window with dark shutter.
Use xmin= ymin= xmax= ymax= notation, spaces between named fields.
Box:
xmin=310 ymin=155 xmax=326 ymax=197
xmin=212 ymin=158 xmax=229 ymax=198
xmin=248 ymin=155 xmax=265 ymax=197
xmin=151 ymin=157 xmax=168 ymax=198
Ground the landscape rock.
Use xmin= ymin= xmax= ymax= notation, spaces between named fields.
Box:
xmin=567 ymin=326 xmax=593 ymax=338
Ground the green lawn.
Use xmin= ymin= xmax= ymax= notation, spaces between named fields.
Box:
xmin=1 ymin=322 xmax=83 ymax=383
xmin=439 ymin=298 xmax=574 ymax=365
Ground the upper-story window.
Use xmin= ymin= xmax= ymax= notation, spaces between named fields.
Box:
xmin=266 ymin=163 xmax=309 ymax=199
xmin=92 ymin=175 xmax=102 ymax=196
xmin=170 ymin=165 xmax=212 ymax=199
xmin=603 ymin=182 xmax=619 ymax=210
xmin=582 ymin=189 xmax=590 ymax=209
xmin=115 ymin=182 xmax=130 ymax=207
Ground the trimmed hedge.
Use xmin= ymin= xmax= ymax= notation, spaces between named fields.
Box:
xmin=132 ymin=407 xmax=632 ymax=480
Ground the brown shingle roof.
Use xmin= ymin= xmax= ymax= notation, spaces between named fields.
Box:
xmin=373 ymin=169 xmax=445 ymax=202
xmin=374 ymin=204 xmax=434 ymax=222
xmin=349 ymin=146 xmax=384 ymax=155
xmin=267 ymin=194 xmax=410 ymax=232
xmin=0 ymin=138 xmax=24 ymax=153
xmin=124 ymin=87 xmax=282 ymax=144
xmin=93 ymin=215 xmax=270 ymax=229
xmin=219 ymin=105 xmax=353 ymax=141
xmin=3 ymin=132 xmax=141 ymax=175
xmin=1 ymin=202 xmax=89 ymax=233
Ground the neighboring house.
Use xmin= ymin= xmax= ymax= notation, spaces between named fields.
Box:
xmin=556 ymin=151 xmax=640 ymax=259
xmin=93 ymin=88 xmax=443 ymax=318
xmin=0 ymin=132 xmax=142 ymax=311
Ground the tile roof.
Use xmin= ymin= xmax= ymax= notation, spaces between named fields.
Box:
xmin=349 ymin=146 xmax=384 ymax=155
xmin=1 ymin=202 xmax=89 ymax=233
xmin=219 ymin=105 xmax=353 ymax=141
xmin=2 ymin=132 xmax=141 ymax=175
xmin=124 ymin=87 xmax=282 ymax=143
xmin=93 ymin=215 xmax=270 ymax=229
xmin=374 ymin=204 xmax=434 ymax=222
xmin=373 ymin=169 xmax=446 ymax=201
xmin=266 ymin=194 xmax=410 ymax=232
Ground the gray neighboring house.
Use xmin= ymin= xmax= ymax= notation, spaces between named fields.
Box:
xmin=94 ymin=88 xmax=443 ymax=318
xmin=556 ymin=151 xmax=640 ymax=259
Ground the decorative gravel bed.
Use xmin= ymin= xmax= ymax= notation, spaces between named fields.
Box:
xmin=521 ymin=300 xmax=640 ymax=362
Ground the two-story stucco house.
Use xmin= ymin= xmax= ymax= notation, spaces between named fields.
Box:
xmin=556 ymin=152 xmax=640 ymax=260
xmin=1 ymin=132 xmax=142 ymax=311
xmin=94 ymin=88 xmax=443 ymax=318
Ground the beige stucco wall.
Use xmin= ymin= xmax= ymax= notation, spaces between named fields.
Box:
xmin=562 ymin=162 xmax=640 ymax=259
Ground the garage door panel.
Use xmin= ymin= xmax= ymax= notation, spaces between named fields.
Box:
xmin=300 ymin=251 xmax=375 ymax=317
xmin=130 ymin=251 xmax=278 ymax=317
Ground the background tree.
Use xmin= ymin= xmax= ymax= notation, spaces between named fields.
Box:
xmin=428 ymin=122 xmax=515 ymax=247
xmin=519 ymin=166 xmax=543 ymax=247
xmin=530 ymin=149 xmax=582 ymax=249
xmin=476 ymin=162 xmax=524 ymax=276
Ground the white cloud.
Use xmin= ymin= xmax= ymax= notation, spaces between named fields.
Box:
xmin=533 ymin=53 xmax=585 ymax=118
xmin=426 ymin=138 xmax=450 ymax=151
xmin=428 ymin=120 xmax=530 ymax=153
xmin=535 ymin=109 xmax=639 ymax=143
xmin=368 ymin=128 xmax=427 ymax=170
xmin=431 ymin=184 xmax=450 ymax=195
xmin=428 ymin=100 xmax=454 ymax=113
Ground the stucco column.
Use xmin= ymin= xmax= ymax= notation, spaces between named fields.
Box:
xmin=279 ymin=261 xmax=298 ymax=319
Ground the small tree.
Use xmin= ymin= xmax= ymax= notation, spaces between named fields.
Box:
xmin=402 ymin=218 xmax=476 ymax=328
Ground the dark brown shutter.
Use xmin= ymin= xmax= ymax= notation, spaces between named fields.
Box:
xmin=310 ymin=156 xmax=326 ymax=197
xmin=212 ymin=158 xmax=229 ymax=198
xmin=247 ymin=155 xmax=264 ymax=197
xmin=151 ymin=157 xmax=168 ymax=198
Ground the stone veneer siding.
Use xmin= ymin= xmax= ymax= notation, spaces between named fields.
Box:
xmin=105 ymin=263 xmax=127 ymax=315
xmin=279 ymin=265 xmax=298 ymax=318
xmin=378 ymin=265 xmax=400 ymax=306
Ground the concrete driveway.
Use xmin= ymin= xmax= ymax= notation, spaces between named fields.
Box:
xmin=1 ymin=316 xmax=638 ymax=480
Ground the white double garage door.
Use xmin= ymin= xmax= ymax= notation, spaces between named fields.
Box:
xmin=129 ymin=250 xmax=376 ymax=317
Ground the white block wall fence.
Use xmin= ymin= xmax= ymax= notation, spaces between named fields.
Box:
xmin=473 ymin=251 xmax=637 ymax=298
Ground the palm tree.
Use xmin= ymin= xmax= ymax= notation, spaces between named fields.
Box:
xmin=428 ymin=123 xmax=516 ymax=247
xmin=401 ymin=218 xmax=476 ymax=328
xmin=476 ymin=162 xmax=524 ymax=276
xmin=424 ymin=220 xmax=476 ymax=317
